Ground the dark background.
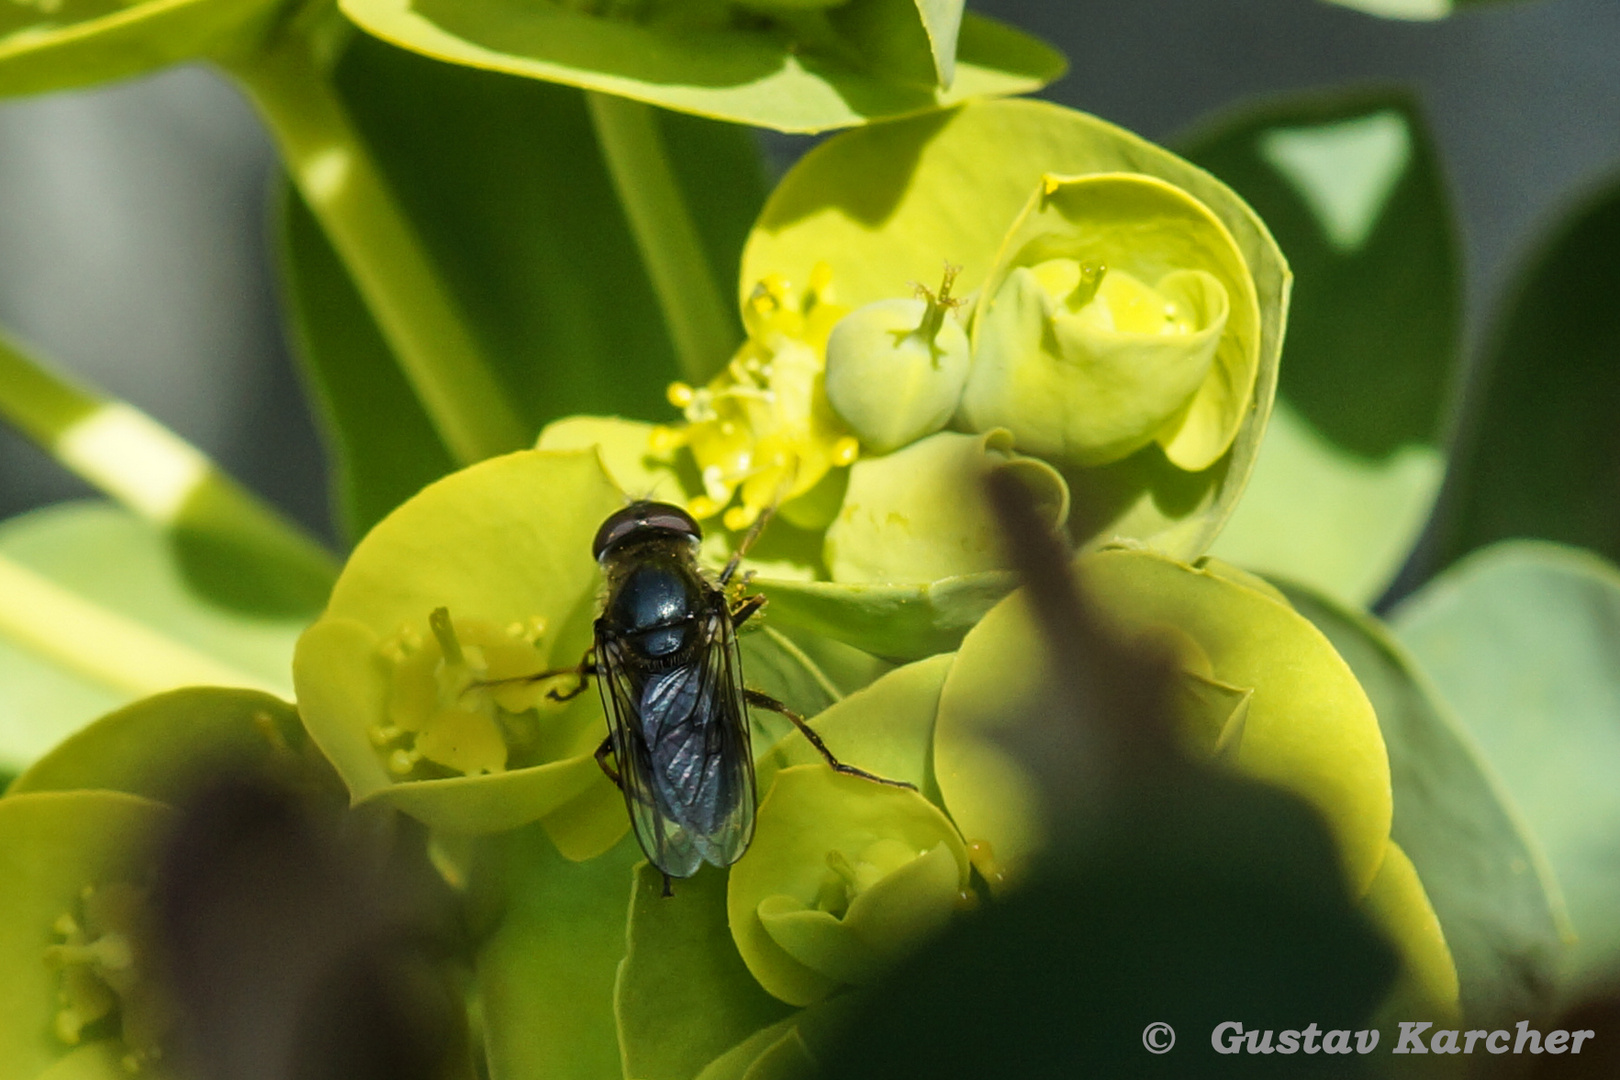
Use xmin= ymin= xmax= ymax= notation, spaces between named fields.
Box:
xmin=2 ymin=0 xmax=1616 ymax=546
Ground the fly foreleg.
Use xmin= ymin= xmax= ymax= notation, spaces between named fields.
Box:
xmin=470 ymin=656 xmax=597 ymax=702
xmin=543 ymin=659 xmax=598 ymax=702
xmin=729 ymin=593 xmax=767 ymax=630
xmin=742 ymin=689 xmax=916 ymax=791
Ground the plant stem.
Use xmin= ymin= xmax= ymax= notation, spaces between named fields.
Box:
xmin=587 ymin=92 xmax=735 ymax=384
xmin=225 ymin=39 xmax=527 ymax=466
xmin=0 ymin=334 xmax=337 ymax=579
xmin=0 ymin=553 xmax=283 ymax=699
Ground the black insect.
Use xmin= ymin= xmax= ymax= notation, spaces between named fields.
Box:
xmin=519 ymin=501 xmax=909 ymax=894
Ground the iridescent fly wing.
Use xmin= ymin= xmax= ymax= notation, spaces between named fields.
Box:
xmin=691 ymin=599 xmax=755 ymax=868
xmin=595 ymin=597 xmax=755 ymax=879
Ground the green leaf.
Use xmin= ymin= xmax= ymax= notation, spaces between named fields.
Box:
xmin=1279 ymin=579 xmax=1564 ymax=1024
xmin=0 ymin=335 xmax=336 ymax=619
xmin=280 ymin=32 xmax=766 ymax=540
xmin=0 ymin=503 xmax=303 ymax=774
xmin=744 ymin=98 xmax=1289 ymax=560
xmin=1180 ymin=91 xmax=1460 ymax=606
xmin=1391 ymin=541 xmax=1620 ymax=994
xmin=0 ymin=0 xmax=278 ymax=98
xmin=617 ymin=863 xmax=794 ymax=1080
xmin=473 ymin=827 xmax=641 ymax=1080
xmin=8 ymin=688 xmax=323 ymax=805
xmin=167 ymin=472 xmax=338 ymax=618
xmin=1434 ymin=177 xmax=1620 ymax=573
xmin=692 ymin=999 xmax=853 ymax=1080
xmin=0 ymin=791 xmax=173 ymax=1080
xmin=280 ymin=192 xmax=458 ymax=545
xmin=338 ymin=0 xmax=1062 ymax=133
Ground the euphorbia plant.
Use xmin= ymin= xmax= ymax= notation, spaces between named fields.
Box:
xmin=2 ymin=0 xmax=1618 ymax=1077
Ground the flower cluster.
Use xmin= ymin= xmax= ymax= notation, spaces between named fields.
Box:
xmin=0 ymin=97 xmax=1461 ymax=1080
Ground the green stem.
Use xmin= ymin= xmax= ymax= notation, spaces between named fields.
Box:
xmin=0 ymin=553 xmax=284 ymax=699
xmin=0 ymin=334 xmax=337 ymax=585
xmin=225 ymin=40 xmax=527 ymax=466
xmin=587 ymin=92 xmax=735 ymax=384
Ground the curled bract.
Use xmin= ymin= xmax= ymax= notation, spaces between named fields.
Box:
xmin=292 ymin=450 xmax=630 ymax=854
xmin=727 ymin=766 xmax=969 ymax=1006
xmin=961 ymin=173 xmax=1260 ymax=471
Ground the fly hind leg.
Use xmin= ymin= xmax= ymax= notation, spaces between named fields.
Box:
xmin=593 ymin=735 xmax=621 ymax=790
xmin=742 ymin=689 xmax=916 ymax=791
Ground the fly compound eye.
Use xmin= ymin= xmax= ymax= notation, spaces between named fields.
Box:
xmin=593 ymin=501 xmax=703 ymax=561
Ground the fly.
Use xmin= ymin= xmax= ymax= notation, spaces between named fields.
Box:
xmin=508 ymin=500 xmax=911 ymax=894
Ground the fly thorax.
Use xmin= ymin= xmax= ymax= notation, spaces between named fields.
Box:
xmin=603 ymin=554 xmax=706 ymax=659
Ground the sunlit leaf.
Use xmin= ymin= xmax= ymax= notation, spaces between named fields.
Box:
xmin=339 ymin=0 xmax=1062 ymax=133
xmin=0 ymin=0 xmax=277 ymax=97
xmin=751 ymin=571 xmax=1016 ymax=660
xmin=473 ymin=827 xmax=641 ymax=1080
xmin=935 ymin=549 xmax=1391 ymax=895
xmin=9 ymin=688 xmax=316 ymax=805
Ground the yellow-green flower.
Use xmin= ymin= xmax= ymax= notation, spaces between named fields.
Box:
xmin=655 ymin=266 xmax=860 ymax=533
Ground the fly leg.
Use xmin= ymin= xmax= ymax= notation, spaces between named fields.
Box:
xmin=542 ymin=659 xmax=598 ymax=702
xmin=593 ymin=735 xmax=622 ymax=790
xmin=472 ymin=656 xmax=598 ymax=702
xmin=729 ymin=593 xmax=767 ymax=630
xmin=742 ymin=689 xmax=916 ymax=790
